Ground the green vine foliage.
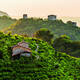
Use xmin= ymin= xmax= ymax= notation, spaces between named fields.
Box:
xmin=0 ymin=32 xmax=79 ymax=80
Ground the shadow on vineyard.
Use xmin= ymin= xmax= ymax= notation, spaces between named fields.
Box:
xmin=0 ymin=32 xmax=80 ymax=80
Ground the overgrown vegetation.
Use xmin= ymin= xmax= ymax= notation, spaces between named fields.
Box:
xmin=0 ymin=32 xmax=80 ymax=80
xmin=53 ymin=35 xmax=80 ymax=57
xmin=3 ymin=18 xmax=80 ymax=40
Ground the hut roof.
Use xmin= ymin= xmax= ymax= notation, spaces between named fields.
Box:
xmin=48 ymin=15 xmax=56 ymax=17
xmin=17 ymin=41 xmax=29 ymax=48
xmin=23 ymin=14 xmax=27 ymax=16
xmin=12 ymin=41 xmax=31 ymax=56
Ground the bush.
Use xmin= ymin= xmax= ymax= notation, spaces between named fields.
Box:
xmin=33 ymin=28 xmax=54 ymax=44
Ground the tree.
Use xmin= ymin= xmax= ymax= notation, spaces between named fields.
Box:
xmin=33 ymin=28 xmax=54 ymax=44
xmin=53 ymin=35 xmax=72 ymax=53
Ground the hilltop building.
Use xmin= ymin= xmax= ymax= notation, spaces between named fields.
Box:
xmin=23 ymin=14 xmax=27 ymax=19
xmin=48 ymin=15 xmax=57 ymax=21
xmin=72 ymin=22 xmax=77 ymax=26
xmin=67 ymin=21 xmax=77 ymax=26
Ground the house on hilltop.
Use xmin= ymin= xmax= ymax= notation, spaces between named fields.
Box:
xmin=72 ymin=22 xmax=77 ymax=26
xmin=67 ymin=21 xmax=77 ymax=26
xmin=23 ymin=14 xmax=27 ymax=19
xmin=48 ymin=15 xmax=57 ymax=21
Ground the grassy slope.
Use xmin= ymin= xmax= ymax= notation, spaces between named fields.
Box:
xmin=0 ymin=32 xmax=80 ymax=80
xmin=3 ymin=18 xmax=80 ymax=41
xmin=0 ymin=16 xmax=16 ymax=30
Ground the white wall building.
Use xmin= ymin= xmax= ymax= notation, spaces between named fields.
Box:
xmin=48 ymin=15 xmax=57 ymax=21
xmin=23 ymin=14 xmax=27 ymax=19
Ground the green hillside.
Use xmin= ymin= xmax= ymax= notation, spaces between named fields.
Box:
xmin=0 ymin=16 xmax=16 ymax=30
xmin=0 ymin=32 xmax=80 ymax=80
xmin=3 ymin=18 xmax=80 ymax=40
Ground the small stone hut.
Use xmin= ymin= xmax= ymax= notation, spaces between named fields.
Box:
xmin=67 ymin=21 xmax=77 ymax=26
xmin=12 ymin=41 xmax=32 ymax=57
xmin=48 ymin=15 xmax=57 ymax=21
xmin=72 ymin=22 xmax=77 ymax=26
xmin=23 ymin=14 xmax=27 ymax=19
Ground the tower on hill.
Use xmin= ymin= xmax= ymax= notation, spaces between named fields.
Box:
xmin=48 ymin=15 xmax=57 ymax=21
xmin=72 ymin=22 xmax=77 ymax=26
xmin=23 ymin=14 xmax=27 ymax=19
xmin=67 ymin=21 xmax=77 ymax=26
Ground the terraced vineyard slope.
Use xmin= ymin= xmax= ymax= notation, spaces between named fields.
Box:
xmin=0 ymin=32 xmax=79 ymax=80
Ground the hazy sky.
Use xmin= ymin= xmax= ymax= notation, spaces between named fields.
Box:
xmin=0 ymin=0 xmax=80 ymax=18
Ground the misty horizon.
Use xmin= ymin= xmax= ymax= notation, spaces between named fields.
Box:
xmin=0 ymin=0 xmax=80 ymax=18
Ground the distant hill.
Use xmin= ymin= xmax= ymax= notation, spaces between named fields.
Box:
xmin=0 ymin=16 xmax=16 ymax=30
xmin=3 ymin=18 xmax=80 ymax=41
xmin=0 ymin=11 xmax=8 ymax=16
xmin=0 ymin=32 xmax=79 ymax=80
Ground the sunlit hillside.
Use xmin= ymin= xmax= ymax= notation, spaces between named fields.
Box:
xmin=3 ymin=18 xmax=80 ymax=41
